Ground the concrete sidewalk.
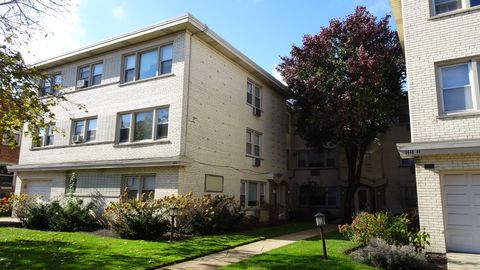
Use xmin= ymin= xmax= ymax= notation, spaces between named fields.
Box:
xmin=448 ymin=253 xmax=480 ymax=270
xmin=159 ymin=224 xmax=337 ymax=270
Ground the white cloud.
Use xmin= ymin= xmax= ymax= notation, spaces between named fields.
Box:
xmin=21 ymin=0 xmax=85 ymax=64
xmin=112 ymin=6 xmax=125 ymax=20
xmin=356 ymin=0 xmax=391 ymax=16
xmin=271 ymin=65 xmax=286 ymax=85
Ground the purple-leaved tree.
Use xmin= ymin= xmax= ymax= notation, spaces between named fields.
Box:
xmin=278 ymin=7 xmax=406 ymax=222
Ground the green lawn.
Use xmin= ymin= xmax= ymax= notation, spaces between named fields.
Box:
xmin=0 ymin=222 xmax=312 ymax=270
xmin=220 ymin=232 xmax=377 ymax=270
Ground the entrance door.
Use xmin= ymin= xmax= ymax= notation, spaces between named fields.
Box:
xmin=355 ymin=187 xmax=371 ymax=213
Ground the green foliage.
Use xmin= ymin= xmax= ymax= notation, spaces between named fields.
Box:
xmin=104 ymin=194 xmax=169 ymax=240
xmin=339 ymin=212 xmax=430 ymax=251
xmin=182 ymin=195 xmax=246 ymax=235
xmin=351 ymin=238 xmax=428 ymax=270
xmin=18 ymin=196 xmax=99 ymax=231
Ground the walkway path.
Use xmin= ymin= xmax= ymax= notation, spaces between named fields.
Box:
xmin=448 ymin=253 xmax=480 ymax=270
xmin=159 ymin=224 xmax=337 ymax=270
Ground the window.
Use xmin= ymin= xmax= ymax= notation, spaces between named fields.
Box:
xmin=434 ymin=0 xmax=462 ymax=14
xmin=296 ymin=149 xmax=336 ymax=169
xmin=78 ymin=62 xmax=103 ymax=87
xmin=2 ymin=131 xmax=20 ymax=147
xmin=0 ymin=165 xmax=13 ymax=190
xmin=297 ymin=183 xmax=338 ymax=207
xmin=472 ymin=0 xmax=480 ymax=7
xmin=123 ymin=175 xmax=155 ymax=200
xmin=439 ymin=63 xmax=474 ymax=113
xmin=400 ymin=157 xmax=415 ymax=167
xmin=118 ymin=107 xmax=169 ymax=143
xmin=35 ymin=124 xmax=55 ymax=147
xmin=240 ymin=180 xmax=266 ymax=207
xmin=41 ymin=74 xmax=62 ymax=96
xmin=204 ymin=175 xmax=224 ymax=192
xmin=247 ymin=81 xmax=261 ymax=109
xmin=72 ymin=118 xmax=97 ymax=143
xmin=122 ymin=44 xmax=173 ymax=83
xmin=246 ymin=130 xmax=261 ymax=157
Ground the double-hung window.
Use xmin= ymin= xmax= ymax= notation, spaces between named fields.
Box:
xmin=72 ymin=118 xmax=97 ymax=143
xmin=122 ymin=44 xmax=173 ymax=83
xmin=118 ymin=107 xmax=169 ymax=143
xmin=247 ymin=81 xmax=261 ymax=109
xmin=439 ymin=60 xmax=480 ymax=114
xmin=296 ymin=149 xmax=336 ymax=169
xmin=78 ymin=62 xmax=103 ymax=88
xmin=123 ymin=175 xmax=156 ymax=200
xmin=36 ymin=124 xmax=55 ymax=147
xmin=41 ymin=74 xmax=62 ymax=96
xmin=433 ymin=0 xmax=480 ymax=15
xmin=246 ymin=130 xmax=261 ymax=157
xmin=240 ymin=180 xmax=266 ymax=207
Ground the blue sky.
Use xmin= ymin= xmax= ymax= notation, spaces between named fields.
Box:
xmin=28 ymin=0 xmax=393 ymax=78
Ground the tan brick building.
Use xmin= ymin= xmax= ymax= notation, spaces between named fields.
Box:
xmin=392 ymin=0 xmax=480 ymax=253
xmin=9 ymin=14 xmax=288 ymax=220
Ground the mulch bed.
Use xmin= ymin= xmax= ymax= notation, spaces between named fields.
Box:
xmin=426 ymin=253 xmax=447 ymax=270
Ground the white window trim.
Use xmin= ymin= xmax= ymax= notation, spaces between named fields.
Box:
xmin=246 ymin=80 xmax=262 ymax=110
xmin=34 ymin=124 xmax=55 ymax=148
xmin=71 ymin=117 xmax=97 ymax=144
xmin=246 ymin=129 xmax=262 ymax=158
xmin=122 ymin=175 xmax=156 ymax=200
xmin=121 ymin=43 xmax=173 ymax=83
xmin=240 ymin=180 xmax=266 ymax=208
xmin=438 ymin=60 xmax=480 ymax=115
xmin=116 ymin=106 xmax=169 ymax=144
xmin=77 ymin=62 xmax=103 ymax=89
xmin=431 ymin=0 xmax=480 ymax=16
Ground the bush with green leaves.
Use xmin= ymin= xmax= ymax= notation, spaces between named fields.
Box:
xmin=17 ymin=195 xmax=99 ymax=231
xmin=104 ymin=194 xmax=169 ymax=240
xmin=339 ymin=212 xmax=430 ymax=251
xmin=351 ymin=238 xmax=429 ymax=270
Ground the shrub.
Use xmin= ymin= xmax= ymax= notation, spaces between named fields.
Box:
xmin=339 ymin=212 xmax=430 ymax=250
xmin=104 ymin=193 xmax=169 ymax=240
xmin=47 ymin=197 xmax=99 ymax=232
xmin=351 ymin=238 xmax=428 ymax=270
xmin=16 ymin=195 xmax=99 ymax=232
xmin=182 ymin=195 xmax=246 ymax=235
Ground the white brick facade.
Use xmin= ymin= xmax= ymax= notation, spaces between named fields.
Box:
xmin=394 ymin=0 xmax=480 ymax=253
xmin=12 ymin=15 xmax=287 ymax=209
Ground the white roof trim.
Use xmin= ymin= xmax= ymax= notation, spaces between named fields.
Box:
xmin=397 ymin=139 xmax=480 ymax=158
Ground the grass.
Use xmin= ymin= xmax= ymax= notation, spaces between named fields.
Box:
xmin=0 ymin=222 xmax=312 ymax=270
xmin=220 ymin=232 xmax=378 ymax=270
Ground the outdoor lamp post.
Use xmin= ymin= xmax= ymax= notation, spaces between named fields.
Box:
xmin=314 ymin=212 xmax=328 ymax=259
xmin=169 ymin=207 xmax=178 ymax=242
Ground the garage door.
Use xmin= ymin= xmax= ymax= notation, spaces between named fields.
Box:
xmin=24 ymin=181 xmax=51 ymax=202
xmin=443 ymin=174 xmax=480 ymax=253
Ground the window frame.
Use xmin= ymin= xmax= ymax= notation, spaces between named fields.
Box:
xmin=34 ymin=123 xmax=55 ymax=148
xmin=246 ymin=81 xmax=262 ymax=110
xmin=437 ymin=60 xmax=480 ymax=115
xmin=240 ymin=180 xmax=266 ymax=208
xmin=432 ymin=0 xmax=480 ymax=16
xmin=70 ymin=117 xmax=98 ymax=144
xmin=122 ymin=174 xmax=156 ymax=200
xmin=41 ymin=73 xmax=62 ymax=96
xmin=296 ymin=149 xmax=337 ymax=169
xmin=121 ymin=43 xmax=173 ymax=84
xmin=116 ymin=106 xmax=170 ymax=144
xmin=77 ymin=61 xmax=103 ymax=88
xmin=246 ymin=129 xmax=262 ymax=158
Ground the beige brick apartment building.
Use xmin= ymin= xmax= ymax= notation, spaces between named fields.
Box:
xmin=9 ymin=14 xmax=288 ymax=217
xmin=392 ymin=0 xmax=480 ymax=253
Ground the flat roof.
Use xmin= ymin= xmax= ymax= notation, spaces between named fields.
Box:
xmin=35 ymin=13 xmax=288 ymax=95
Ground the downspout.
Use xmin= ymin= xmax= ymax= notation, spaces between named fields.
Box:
xmin=182 ymin=24 xmax=208 ymax=157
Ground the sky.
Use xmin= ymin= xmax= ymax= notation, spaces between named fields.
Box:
xmin=24 ymin=0 xmax=393 ymax=81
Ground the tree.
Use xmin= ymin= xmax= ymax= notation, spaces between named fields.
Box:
xmin=0 ymin=0 xmax=76 ymax=147
xmin=278 ymin=7 xmax=405 ymax=222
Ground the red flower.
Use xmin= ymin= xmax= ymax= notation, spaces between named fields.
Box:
xmin=1 ymin=197 xmax=7 ymax=205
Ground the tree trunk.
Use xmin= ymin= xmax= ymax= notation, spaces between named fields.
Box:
xmin=343 ymin=144 xmax=367 ymax=223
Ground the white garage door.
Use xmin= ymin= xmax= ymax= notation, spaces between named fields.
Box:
xmin=444 ymin=174 xmax=480 ymax=253
xmin=24 ymin=180 xmax=51 ymax=202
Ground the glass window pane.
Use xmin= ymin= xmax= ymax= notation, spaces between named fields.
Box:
xmin=73 ymin=121 xmax=84 ymax=136
xmin=53 ymin=74 xmax=62 ymax=88
xmin=157 ymin=108 xmax=169 ymax=124
xmin=79 ymin=66 xmax=90 ymax=80
xmin=93 ymin=63 xmax=102 ymax=76
xmin=86 ymin=119 xmax=97 ymax=142
xmin=246 ymin=131 xmax=252 ymax=143
xmin=120 ymin=114 xmax=130 ymax=129
xmin=161 ymin=60 xmax=172 ymax=74
xmin=253 ymin=134 xmax=260 ymax=145
xmin=443 ymin=86 xmax=473 ymax=112
xmin=161 ymin=45 xmax=173 ymax=61
xmin=134 ymin=111 xmax=153 ymax=141
xmin=142 ymin=175 xmax=156 ymax=190
xmin=138 ymin=50 xmax=158 ymax=80
xmin=472 ymin=0 xmax=480 ymax=6
xmin=124 ymin=55 xmax=135 ymax=82
xmin=435 ymin=0 xmax=461 ymax=14
xmin=442 ymin=64 xmax=470 ymax=89
xmin=247 ymin=182 xmax=258 ymax=206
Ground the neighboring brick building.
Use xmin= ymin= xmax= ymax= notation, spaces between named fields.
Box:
xmin=392 ymin=0 xmax=480 ymax=253
xmin=0 ymin=134 xmax=20 ymax=197
xmin=9 ymin=14 xmax=288 ymax=220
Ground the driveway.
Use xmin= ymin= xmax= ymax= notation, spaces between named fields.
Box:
xmin=448 ymin=252 xmax=480 ymax=270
